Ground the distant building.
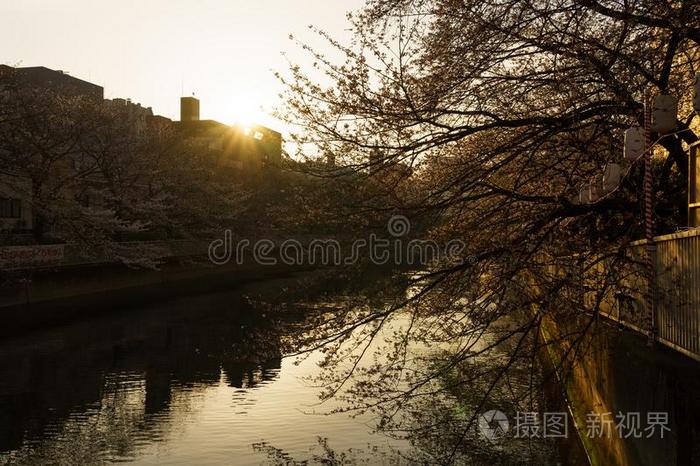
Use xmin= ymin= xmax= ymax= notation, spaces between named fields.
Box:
xmin=172 ymin=97 xmax=282 ymax=170
xmin=0 ymin=171 xmax=33 ymax=232
xmin=104 ymin=97 xmax=156 ymax=135
xmin=180 ymin=96 xmax=200 ymax=122
xmin=0 ymin=65 xmax=282 ymax=242
xmin=0 ymin=65 xmax=103 ymax=100
xmin=0 ymin=66 xmax=113 ymax=240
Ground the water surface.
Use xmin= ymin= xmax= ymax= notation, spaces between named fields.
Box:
xmin=0 ymin=278 xmax=407 ymax=465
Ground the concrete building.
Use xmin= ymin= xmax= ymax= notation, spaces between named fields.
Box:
xmin=104 ymin=97 xmax=156 ymax=135
xmin=180 ymin=96 xmax=200 ymax=122
xmin=0 ymin=65 xmax=282 ymax=243
xmin=0 ymin=65 xmax=103 ymax=100
xmin=0 ymin=66 xmax=104 ymax=240
xmin=172 ymin=97 xmax=282 ymax=170
xmin=0 ymin=172 xmax=33 ymax=232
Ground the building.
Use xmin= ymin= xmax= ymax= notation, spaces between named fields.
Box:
xmin=0 ymin=171 xmax=33 ymax=233
xmin=0 ymin=65 xmax=103 ymax=100
xmin=180 ymin=96 xmax=200 ymax=121
xmin=0 ymin=65 xmax=282 ymax=243
xmin=104 ymin=97 xmax=156 ymax=135
xmin=0 ymin=66 xmax=105 ymax=240
xmin=172 ymin=97 xmax=282 ymax=171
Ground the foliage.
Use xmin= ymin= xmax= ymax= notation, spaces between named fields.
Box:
xmin=276 ymin=1 xmax=700 ymax=462
xmin=0 ymin=68 xmax=247 ymax=265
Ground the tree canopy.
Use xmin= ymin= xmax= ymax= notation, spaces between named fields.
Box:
xmin=277 ymin=1 xmax=700 ymax=462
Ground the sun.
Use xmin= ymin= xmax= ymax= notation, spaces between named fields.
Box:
xmin=210 ymin=90 xmax=281 ymax=131
xmin=223 ymin=94 xmax=267 ymax=127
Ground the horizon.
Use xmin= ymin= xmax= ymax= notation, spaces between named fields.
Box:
xmin=1 ymin=0 xmax=364 ymax=133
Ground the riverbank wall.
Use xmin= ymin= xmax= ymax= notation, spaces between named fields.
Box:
xmin=0 ymin=246 xmax=317 ymax=337
xmin=541 ymin=315 xmax=700 ymax=465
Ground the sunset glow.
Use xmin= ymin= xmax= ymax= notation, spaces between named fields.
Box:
xmin=1 ymin=0 xmax=364 ymax=131
xmin=2 ymin=2 xmax=697 ymax=465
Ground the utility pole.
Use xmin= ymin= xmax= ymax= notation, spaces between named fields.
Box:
xmin=643 ymin=91 xmax=656 ymax=346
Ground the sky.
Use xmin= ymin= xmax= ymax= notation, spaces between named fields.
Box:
xmin=1 ymin=0 xmax=366 ymax=133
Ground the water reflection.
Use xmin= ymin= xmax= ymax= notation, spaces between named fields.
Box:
xmin=0 ymin=271 xmax=577 ymax=465
xmin=0 ymin=280 xmax=357 ymax=465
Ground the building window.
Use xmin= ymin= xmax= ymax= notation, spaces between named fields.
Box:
xmin=0 ymin=198 xmax=21 ymax=218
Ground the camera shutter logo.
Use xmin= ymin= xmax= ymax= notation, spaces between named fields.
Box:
xmin=478 ymin=410 xmax=509 ymax=441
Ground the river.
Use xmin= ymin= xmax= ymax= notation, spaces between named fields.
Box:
xmin=0 ymin=274 xmax=412 ymax=465
xmin=0 ymin=271 xmax=579 ymax=465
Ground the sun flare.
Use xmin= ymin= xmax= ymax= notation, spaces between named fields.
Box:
xmin=224 ymin=95 xmax=266 ymax=127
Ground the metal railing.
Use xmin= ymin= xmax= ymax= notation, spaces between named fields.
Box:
xmin=591 ymin=229 xmax=700 ymax=361
xmin=648 ymin=230 xmax=700 ymax=358
xmin=542 ymin=228 xmax=700 ymax=361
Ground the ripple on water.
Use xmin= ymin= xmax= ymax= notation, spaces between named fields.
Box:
xmin=0 ymin=290 xmax=410 ymax=465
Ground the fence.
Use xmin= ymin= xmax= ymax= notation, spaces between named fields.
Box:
xmin=588 ymin=229 xmax=700 ymax=361
xmin=0 ymin=239 xmax=210 ymax=271
xmin=648 ymin=230 xmax=700 ymax=358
